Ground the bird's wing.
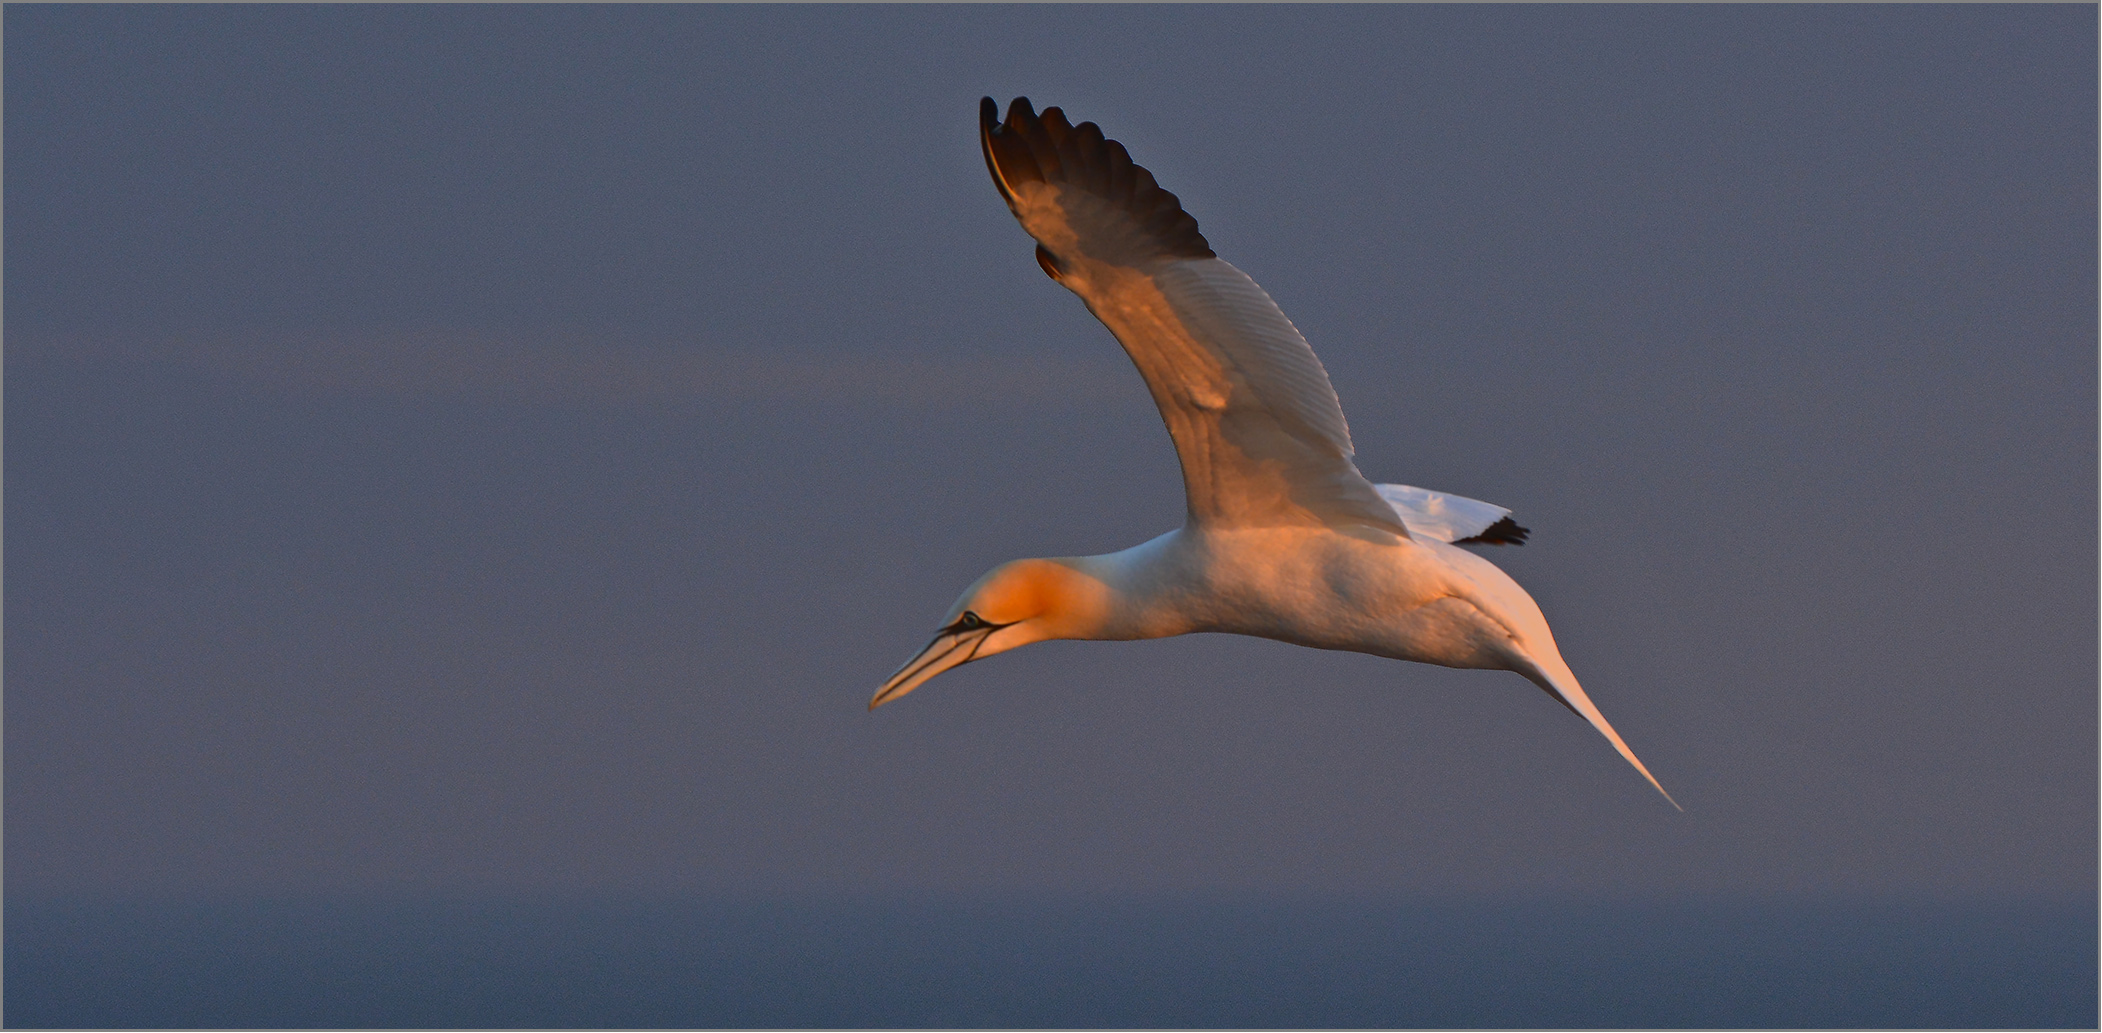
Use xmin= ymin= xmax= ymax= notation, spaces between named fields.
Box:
xmin=1375 ymin=484 xmax=1531 ymax=546
xmin=980 ymin=97 xmax=1408 ymax=535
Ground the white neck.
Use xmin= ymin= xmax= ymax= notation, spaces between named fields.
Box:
xmin=1054 ymin=529 xmax=1204 ymax=642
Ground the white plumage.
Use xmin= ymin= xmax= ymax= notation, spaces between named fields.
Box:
xmin=874 ymin=97 xmax=1675 ymax=808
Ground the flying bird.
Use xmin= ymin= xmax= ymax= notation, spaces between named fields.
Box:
xmin=874 ymin=97 xmax=1676 ymax=808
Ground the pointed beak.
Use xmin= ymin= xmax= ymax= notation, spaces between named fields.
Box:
xmin=870 ymin=625 xmax=998 ymax=709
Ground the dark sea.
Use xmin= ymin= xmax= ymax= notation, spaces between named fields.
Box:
xmin=7 ymin=894 xmax=2094 ymax=1028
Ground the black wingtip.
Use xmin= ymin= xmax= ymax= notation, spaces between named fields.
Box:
xmin=979 ymin=96 xmax=1024 ymax=208
xmin=1453 ymin=515 xmax=1530 ymax=547
xmin=981 ymin=96 xmax=1049 ymax=210
xmin=977 ymin=95 xmax=1214 ymax=261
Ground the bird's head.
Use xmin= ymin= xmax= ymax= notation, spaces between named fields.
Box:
xmin=870 ymin=557 xmax=1110 ymax=709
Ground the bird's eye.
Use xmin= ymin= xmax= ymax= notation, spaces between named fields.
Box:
xmin=959 ymin=612 xmax=985 ymax=629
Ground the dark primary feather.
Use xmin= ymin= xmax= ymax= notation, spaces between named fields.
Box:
xmin=979 ymin=96 xmax=1215 ymax=261
xmin=1453 ymin=516 xmax=1531 ymax=547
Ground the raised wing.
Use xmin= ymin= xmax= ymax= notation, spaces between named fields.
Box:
xmin=1375 ymin=484 xmax=1531 ymax=546
xmin=980 ymin=97 xmax=1407 ymax=535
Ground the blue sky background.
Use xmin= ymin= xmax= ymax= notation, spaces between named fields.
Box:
xmin=8 ymin=5 xmax=2095 ymax=904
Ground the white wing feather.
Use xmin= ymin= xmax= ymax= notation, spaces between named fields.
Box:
xmin=1373 ymin=484 xmax=1513 ymax=543
xmin=981 ymin=98 xmax=1405 ymax=534
xmin=1152 ymin=260 xmax=1356 ymax=461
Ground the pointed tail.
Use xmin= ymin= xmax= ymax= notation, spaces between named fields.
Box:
xmin=1522 ymin=655 xmax=1681 ymax=810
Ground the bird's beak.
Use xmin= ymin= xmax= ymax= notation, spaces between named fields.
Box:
xmin=870 ymin=625 xmax=998 ymax=709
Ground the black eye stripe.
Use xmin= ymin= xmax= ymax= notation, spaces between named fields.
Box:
xmin=943 ymin=611 xmax=1006 ymax=634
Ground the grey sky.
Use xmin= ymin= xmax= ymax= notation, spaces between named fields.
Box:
xmin=8 ymin=5 xmax=2095 ymax=899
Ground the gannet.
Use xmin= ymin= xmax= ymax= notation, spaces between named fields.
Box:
xmin=874 ymin=97 xmax=1677 ymax=807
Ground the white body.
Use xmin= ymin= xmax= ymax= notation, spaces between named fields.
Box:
xmin=1050 ymin=524 xmax=1649 ymax=802
xmin=1076 ymin=526 xmax=1563 ymax=671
